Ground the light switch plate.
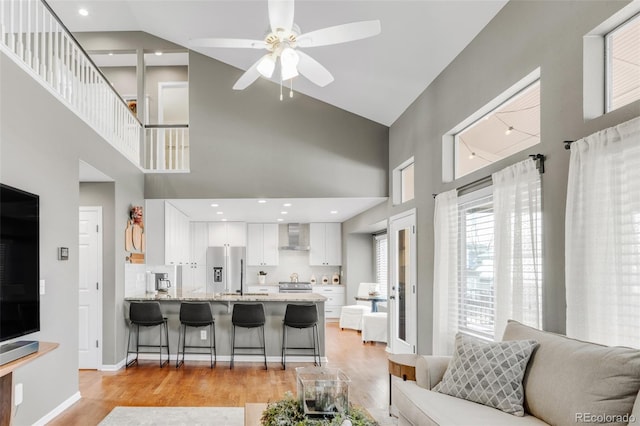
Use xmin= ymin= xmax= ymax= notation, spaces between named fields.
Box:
xmin=200 ymin=330 xmax=207 ymax=340
xmin=39 ymin=279 xmax=45 ymax=295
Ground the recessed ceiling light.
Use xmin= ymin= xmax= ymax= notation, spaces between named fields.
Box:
xmin=281 ymin=211 xmax=288 ymax=215
xmin=210 ymin=203 xmax=219 ymax=207
xmin=108 ymin=52 xmax=114 ymax=56
xmin=283 ymin=203 xmax=292 ymax=207
xmin=78 ymin=8 xmax=89 ymax=16
xmin=258 ymin=199 xmax=267 ymax=204
xmin=216 ymin=211 xmax=224 ymax=215
xmin=154 ymin=51 xmax=163 ymax=56
xmin=330 ymin=210 xmax=338 ymax=214
xmin=221 ymin=218 xmax=228 ymax=222
xmin=277 ymin=218 xmax=284 ymax=222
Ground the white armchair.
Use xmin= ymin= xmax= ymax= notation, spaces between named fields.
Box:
xmin=339 ymin=283 xmax=376 ymax=331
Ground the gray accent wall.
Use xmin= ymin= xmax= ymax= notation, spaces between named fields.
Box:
xmin=143 ymin=51 xmax=389 ymax=199
xmin=389 ymin=0 xmax=639 ymax=354
xmin=1 ymin=53 xmax=144 ymax=424
xmin=342 ymin=201 xmax=388 ymax=303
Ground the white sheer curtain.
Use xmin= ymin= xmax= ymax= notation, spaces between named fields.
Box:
xmin=432 ymin=189 xmax=458 ymax=355
xmin=566 ymin=116 xmax=640 ymax=348
xmin=492 ymin=158 xmax=542 ymax=339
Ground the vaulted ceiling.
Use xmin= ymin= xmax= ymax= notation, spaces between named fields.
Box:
xmin=49 ymin=0 xmax=508 ymax=126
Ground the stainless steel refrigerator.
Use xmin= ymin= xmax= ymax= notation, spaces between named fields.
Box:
xmin=206 ymin=246 xmax=246 ymax=294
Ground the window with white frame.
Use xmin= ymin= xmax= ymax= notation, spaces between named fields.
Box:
xmin=454 ymin=81 xmax=540 ymax=179
xmin=456 ymin=179 xmax=542 ymax=341
xmin=393 ymin=157 xmax=415 ymax=205
xmin=433 ymin=158 xmax=543 ymax=354
xmin=374 ymin=233 xmax=388 ymax=297
xmin=457 ymin=188 xmax=496 ymax=340
xmin=401 ymin=162 xmax=414 ymax=203
xmin=606 ymin=13 xmax=640 ymax=112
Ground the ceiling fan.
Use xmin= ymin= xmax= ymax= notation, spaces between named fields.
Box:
xmin=189 ymin=0 xmax=381 ymax=95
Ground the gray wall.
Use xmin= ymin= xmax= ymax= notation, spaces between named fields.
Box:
xmin=1 ymin=52 xmax=145 ymax=424
xmin=342 ymin=201 xmax=388 ymax=302
xmin=389 ymin=0 xmax=640 ymax=355
xmin=143 ymin=51 xmax=389 ymax=199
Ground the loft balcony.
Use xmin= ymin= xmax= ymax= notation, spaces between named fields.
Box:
xmin=0 ymin=0 xmax=189 ymax=173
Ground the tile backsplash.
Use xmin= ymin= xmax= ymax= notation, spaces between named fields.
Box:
xmin=247 ymin=250 xmax=342 ymax=285
xmin=125 ymin=264 xmax=181 ymax=297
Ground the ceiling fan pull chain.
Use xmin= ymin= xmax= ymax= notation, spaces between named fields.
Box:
xmin=280 ymin=77 xmax=284 ymax=101
xmin=290 ymin=79 xmax=294 ymax=98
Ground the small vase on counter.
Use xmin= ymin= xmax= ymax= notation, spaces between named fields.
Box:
xmin=310 ymin=275 xmax=317 ymax=284
xmin=321 ymin=275 xmax=329 ymax=284
xmin=258 ymin=271 xmax=267 ymax=284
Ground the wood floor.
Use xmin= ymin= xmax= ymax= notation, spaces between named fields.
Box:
xmin=49 ymin=322 xmax=389 ymax=425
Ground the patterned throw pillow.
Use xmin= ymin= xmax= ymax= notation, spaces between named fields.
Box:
xmin=433 ymin=333 xmax=538 ymax=416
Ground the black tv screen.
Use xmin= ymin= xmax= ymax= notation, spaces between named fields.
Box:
xmin=0 ymin=184 xmax=40 ymax=342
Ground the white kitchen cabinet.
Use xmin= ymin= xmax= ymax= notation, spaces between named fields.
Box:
xmin=309 ymin=223 xmax=342 ymax=266
xmin=208 ymin=222 xmax=246 ymax=247
xmin=247 ymin=223 xmax=279 ymax=266
xmin=183 ymin=222 xmax=209 ymax=292
xmin=165 ymin=201 xmax=190 ymax=265
xmin=313 ymin=285 xmax=345 ymax=319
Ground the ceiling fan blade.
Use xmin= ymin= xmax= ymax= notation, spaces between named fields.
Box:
xmin=296 ymin=20 xmax=381 ymax=48
xmin=268 ymin=0 xmax=294 ymax=32
xmin=296 ymin=51 xmax=334 ymax=87
xmin=189 ymin=38 xmax=267 ymax=49
xmin=232 ymin=56 xmax=266 ymax=90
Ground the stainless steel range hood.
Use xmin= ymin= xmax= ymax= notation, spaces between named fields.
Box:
xmin=279 ymin=223 xmax=310 ymax=251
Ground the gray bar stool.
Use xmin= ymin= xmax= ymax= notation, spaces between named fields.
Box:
xmin=176 ymin=302 xmax=216 ymax=368
xmin=230 ymin=303 xmax=267 ymax=370
xmin=281 ymin=304 xmax=321 ymax=369
xmin=126 ymin=301 xmax=170 ymax=368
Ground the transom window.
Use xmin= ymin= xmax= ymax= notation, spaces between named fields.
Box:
xmin=606 ymin=13 xmax=640 ymax=112
xmin=455 ymin=81 xmax=540 ymax=179
xmin=393 ymin=157 xmax=415 ymax=205
xmin=401 ymin=162 xmax=414 ymax=203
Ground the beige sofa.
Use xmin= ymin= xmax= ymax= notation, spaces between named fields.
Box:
xmin=393 ymin=321 xmax=640 ymax=426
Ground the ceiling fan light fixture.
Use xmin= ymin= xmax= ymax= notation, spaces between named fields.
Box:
xmin=280 ymin=47 xmax=300 ymax=80
xmin=257 ymin=55 xmax=276 ymax=78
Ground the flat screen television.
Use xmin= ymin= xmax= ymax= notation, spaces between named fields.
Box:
xmin=0 ymin=184 xmax=40 ymax=342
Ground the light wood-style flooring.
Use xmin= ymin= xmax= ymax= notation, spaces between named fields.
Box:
xmin=49 ymin=322 xmax=389 ymax=425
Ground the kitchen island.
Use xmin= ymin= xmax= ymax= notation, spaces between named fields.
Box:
xmin=123 ymin=292 xmax=327 ymax=365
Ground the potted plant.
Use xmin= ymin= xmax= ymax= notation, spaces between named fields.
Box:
xmin=258 ymin=270 xmax=267 ymax=284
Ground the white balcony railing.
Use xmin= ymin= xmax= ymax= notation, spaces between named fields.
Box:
xmin=0 ymin=0 xmax=141 ymax=166
xmin=143 ymin=125 xmax=190 ymax=172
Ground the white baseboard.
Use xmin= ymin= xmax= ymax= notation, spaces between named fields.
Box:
xmin=101 ymin=358 xmax=126 ymax=371
xmin=33 ymin=391 xmax=81 ymax=426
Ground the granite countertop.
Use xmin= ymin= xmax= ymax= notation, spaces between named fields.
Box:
xmin=125 ymin=292 xmax=327 ymax=302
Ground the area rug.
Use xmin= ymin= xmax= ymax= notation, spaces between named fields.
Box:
xmin=98 ymin=407 xmax=245 ymax=426
xmin=99 ymin=406 xmax=397 ymax=426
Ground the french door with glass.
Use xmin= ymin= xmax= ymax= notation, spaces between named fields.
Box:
xmin=388 ymin=209 xmax=417 ymax=354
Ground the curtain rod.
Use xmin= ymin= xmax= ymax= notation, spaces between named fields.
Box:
xmin=564 ymin=140 xmax=575 ymax=150
xmin=432 ymin=154 xmax=546 ymax=199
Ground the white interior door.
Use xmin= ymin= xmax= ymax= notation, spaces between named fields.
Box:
xmin=388 ymin=209 xmax=417 ymax=354
xmin=79 ymin=207 xmax=102 ymax=369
